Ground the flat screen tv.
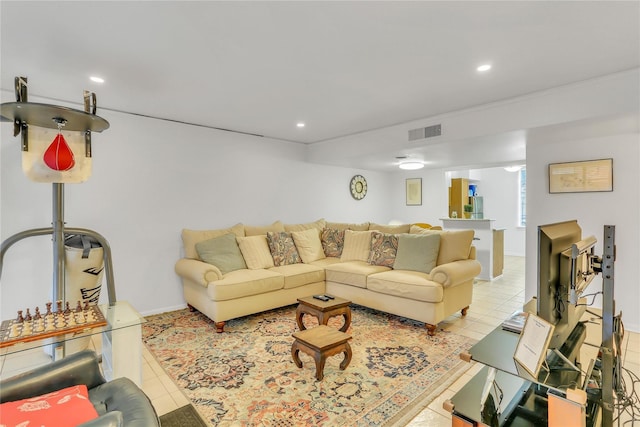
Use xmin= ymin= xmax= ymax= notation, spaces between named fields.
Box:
xmin=537 ymin=220 xmax=597 ymax=348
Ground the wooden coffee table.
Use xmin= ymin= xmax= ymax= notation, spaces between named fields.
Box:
xmin=296 ymin=295 xmax=351 ymax=332
xmin=291 ymin=325 xmax=352 ymax=381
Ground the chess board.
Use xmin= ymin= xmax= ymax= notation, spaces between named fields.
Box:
xmin=0 ymin=303 xmax=107 ymax=348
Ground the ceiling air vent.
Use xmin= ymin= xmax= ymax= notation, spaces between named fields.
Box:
xmin=408 ymin=124 xmax=442 ymax=141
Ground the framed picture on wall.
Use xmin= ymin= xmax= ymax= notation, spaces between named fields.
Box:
xmin=406 ymin=178 xmax=422 ymax=206
xmin=549 ymin=158 xmax=613 ymax=193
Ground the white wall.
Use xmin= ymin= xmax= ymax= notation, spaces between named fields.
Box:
xmin=525 ymin=115 xmax=640 ymax=332
xmin=0 ymin=93 xmax=392 ymax=318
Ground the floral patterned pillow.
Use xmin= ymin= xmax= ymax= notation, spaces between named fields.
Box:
xmin=321 ymin=228 xmax=345 ymax=257
xmin=267 ymin=231 xmax=301 ymax=266
xmin=368 ymin=232 xmax=398 ymax=267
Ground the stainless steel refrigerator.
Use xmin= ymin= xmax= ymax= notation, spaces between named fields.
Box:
xmin=471 ymin=196 xmax=483 ymax=219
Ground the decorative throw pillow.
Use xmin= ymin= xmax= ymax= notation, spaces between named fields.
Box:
xmin=291 ymin=228 xmax=326 ymax=263
xmin=0 ymin=385 xmax=98 ymax=427
xmin=267 ymin=231 xmax=302 ymax=266
xmin=418 ymin=229 xmax=474 ymax=265
xmin=321 ymin=228 xmax=345 ymax=257
xmin=237 ymin=235 xmax=275 ymax=269
xmin=340 ymin=230 xmax=373 ymax=262
xmin=394 ymin=233 xmax=441 ymax=274
xmin=195 ymin=233 xmax=247 ymax=275
xmin=181 ymin=223 xmax=245 ymax=259
xmin=368 ymin=232 xmax=399 ymax=267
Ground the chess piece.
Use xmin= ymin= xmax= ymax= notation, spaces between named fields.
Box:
xmin=34 ymin=307 xmax=42 ymax=320
xmin=22 ymin=322 xmax=32 ymax=336
xmin=64 ymin=302 xmax=71 ymax=315
xmin=76 ymin=301 xmax=83 ymax=312
xmin=46 ymin=302 xmax=53 ymax=316
xmin=76 ymin=311 xmax=86 ymax=324
xmin=83 ymin=301 xmax=90 ymax=311
xmin=45 ymin=319 xmax=56 ymax=332
xmin=16 ymin=310 xmax=24 ymax=323
xmin=56 ymin=300 xmax=63 ymax=314
xmin=9 ymin=324 xmax=20 ymax=338
xmin=68 ymin=314 xmax=77 ymax=326
xmin=24 ymin=308 xmax=32 ymax=322
xmin=34 ymin=319 xmax=45 ymax=332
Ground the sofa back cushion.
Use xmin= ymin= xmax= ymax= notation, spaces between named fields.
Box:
xmin=267 ymin=231 xmax=302 ymax=266
xmin=321 ymin=228 xmax=345 ymax=257
xmin=393 ymin=233 xmax=441 ymax=273
xmin=415 ymin=229 xmax=475 ymax=265
xmin=237 ymin=235 xmax=275 ymax=269
xmin=340 ymin=230 xmax=373 ymax=262
xmin=245 ymin=221 xmax=286 ymax=236
xmin=284 ymin=218 xmax=326 ymax=233
xmin=326 ymin=221 xmax=370 ymax=231
xmin=182 ymin=223 xmax=245 ymax=259
xmin=368 ymin=232 xmax=398 ymax=267
xmin=196 ymin=233 xmax=247 ymax=275
xmin=369 ymin=223 xmax=411 ymax=234
xmin=291 ymin=228 xmax=326 ymax=263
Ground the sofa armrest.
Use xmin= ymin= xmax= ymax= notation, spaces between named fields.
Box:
xmin=175 ymin=258 xmax=222 ymax=286
xmin=0 ymin=349 xmax=105 ymax=403
xmin=79 ymin=411 xmax=124 ymax=427
xmin=430 ymin=259 xmax=481 ymax=287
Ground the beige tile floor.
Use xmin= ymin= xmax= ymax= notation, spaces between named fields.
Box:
xmin=140 ymin=255 xmax=640 ymax=425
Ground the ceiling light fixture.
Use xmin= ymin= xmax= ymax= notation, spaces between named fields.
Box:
xmin=476 ymin=64 xmax=492 ymax=72
xmin=399 ymin=161 xmax=424 ymax=170
xmin=296 ymin=122 xmax=305 ymax=128
xmin=504 ymin=165 xmax=523 ymax=172
xmin=90 ymin=76 xmax=105 ymax=83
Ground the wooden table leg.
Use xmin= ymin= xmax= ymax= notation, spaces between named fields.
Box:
xmin=339 ymin=342 xmax=352 ymax=370
xmin=295 ymin=307 xmax=307 ymax=330
xmin=339 ymin=310 xmax=351 ymax=332
xmin=291 ymin=341 xmax=303 ymax=368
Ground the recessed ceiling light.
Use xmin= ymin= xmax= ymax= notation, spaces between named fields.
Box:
xmin=90 ymin=76 xmax=105 ymax=83
xmin=296 ymin=122 xmax=305 ymax=128
xmin=476 ymin=64 xmax=492 ymax=72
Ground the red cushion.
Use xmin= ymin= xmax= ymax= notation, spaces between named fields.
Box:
xmin=0 ymin=384 xmax=98 ymax=427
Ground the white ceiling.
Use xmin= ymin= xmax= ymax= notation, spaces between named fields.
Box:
xmin=1 ymin=1 xmax=639 ymax=170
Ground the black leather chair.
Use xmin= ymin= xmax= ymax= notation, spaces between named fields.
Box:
xmin=0 ymin=349 xmax=160 ymax=427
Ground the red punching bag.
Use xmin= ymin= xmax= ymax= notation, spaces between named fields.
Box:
xmin=43 ymin=133 xmax=75 ymax=171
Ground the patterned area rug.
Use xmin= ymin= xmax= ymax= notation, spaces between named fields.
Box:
xmin=143 ymin=305 xmax=476 ymax=426
xmin=160 ymin=404 xmax=209 ymax=427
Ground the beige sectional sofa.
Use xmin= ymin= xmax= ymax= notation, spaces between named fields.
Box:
xmin=174 ymin=219 xmax=481 ymax=335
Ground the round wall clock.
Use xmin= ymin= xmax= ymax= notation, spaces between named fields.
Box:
xmin=350 ymin=175 xmax=367 ymax=200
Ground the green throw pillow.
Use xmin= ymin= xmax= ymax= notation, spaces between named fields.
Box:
xmin=195 ymin=233 xmax=247 ymax=275
xmin=393 ymin=233 xmax=440 ymax=274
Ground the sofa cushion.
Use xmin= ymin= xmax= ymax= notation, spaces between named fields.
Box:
xmin=418 ymin=229 xmax=474 ymax=265
xmin=368 ymin=232 xmax=398 ymax=267
xmin=325 ymin=261 xmax=390 ymax=288
xmin=207 ymin=269 xmax=284 ymax=301
xmin=0 ymin=384 xmax=98 ymax=427
xmin=267 ymin=231 xmax=302 ymax=266
xmin=367 ymin=270 xmax=444 ymax=303
xmin=196 ymin=233 xmax=247 ymax=275
xmin=269 ymin=263 xmax=325 ymax=289
xmin=237 ymin=235 xmax=274 ymax=269
xmin=308 ymin=257 xmax=342 ymax=268
xmin=182 ymin=223 xmax=245 ymax=259
xmin=321 ymin=228 xmax=345 ymax=257
xmin=245 ymin=221 xmax=285 ymax=236
xmin=284 ymin=218 xmax=326 ymax=233
xmin=369 ymin=223 xmax=411 ymax=234
xmin=393 ymin=233 xmax=440 ymax=274
xmin=291 ymin=228 xmax=326 ymax=263
xmin=341 ymin=230 xmax=373 ymax=262
xmin=325 ymin=221 xmax=370 ymax=231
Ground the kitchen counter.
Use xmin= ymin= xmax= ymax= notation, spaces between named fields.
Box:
xmin=440 ymin=218 xmax=504 ymax=280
